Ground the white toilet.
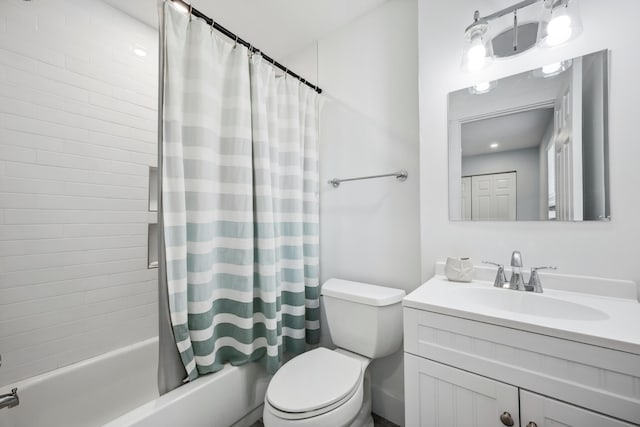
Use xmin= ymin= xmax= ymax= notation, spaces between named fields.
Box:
xmin=263 ymin=278 xmax=406 ymax=427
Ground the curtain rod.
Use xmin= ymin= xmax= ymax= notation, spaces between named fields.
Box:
xmin=170 ymin=0 xmax=323 ymax=94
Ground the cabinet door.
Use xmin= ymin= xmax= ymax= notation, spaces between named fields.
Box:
xmin=520 ymin=390 xmax=636 ymax=427
xmin=405 ymin=354 xmax=519 ymax=427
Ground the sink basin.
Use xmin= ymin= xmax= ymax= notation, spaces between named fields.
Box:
xmin=450 ymin=287 xmax=610 ymax=321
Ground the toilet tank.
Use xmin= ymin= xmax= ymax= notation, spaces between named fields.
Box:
xmin=321 ymin=279 xmax=406 ymax=359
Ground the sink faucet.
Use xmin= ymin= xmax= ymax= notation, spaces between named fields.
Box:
xmin=485 ymin=252 xmax=557 ymax=293
xmin=508 ymin=251 xmax=526 ymax=291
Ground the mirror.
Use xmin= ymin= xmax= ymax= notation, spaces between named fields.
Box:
xmin=448 ymin=49 xmax=609 ymax=221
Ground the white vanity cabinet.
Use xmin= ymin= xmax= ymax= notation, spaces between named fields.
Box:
xmin=403 ymin=305 xmax=640 ymax=427
xmin=405 ymin=352 xmax=635 ymax=427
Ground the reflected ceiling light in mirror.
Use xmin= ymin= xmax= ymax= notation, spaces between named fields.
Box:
xmin=542 ymin=62 xmax=561 ymax=74
xmin=461 ymin=0 xmax=583 ymax=72
xmin=490 ymin=142 xmax=500 ymax=149
xmin=461 ymin=13 xmax=493 ymax=72
xmin=538 ymin=0 xmax=583 ymax=48
xmin=533 ymin=59 xmax=572 ymax=77
xmin=468 ymin=80 xmax=497 ymax=94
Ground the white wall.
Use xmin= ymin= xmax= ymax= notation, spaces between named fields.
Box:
xmin=285 ymin=0 xmax=420 ymax=424
xmin=419 ymin=0 xmax=640 ymax=283
xmin=0 ymin=0 xmax=158 ymax=386
xmin=462 ymin=147 xmax=540 ymax=220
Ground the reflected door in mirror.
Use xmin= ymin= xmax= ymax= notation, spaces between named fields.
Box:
xmin=463 ymin=172 xmax=517 ymax=220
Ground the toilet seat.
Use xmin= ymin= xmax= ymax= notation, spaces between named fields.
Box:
xmin=266 ymin=348 xmax=363 ymax=420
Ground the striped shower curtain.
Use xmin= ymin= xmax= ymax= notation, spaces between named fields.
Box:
xmin=161 ymin=2 xmax=320 ymax=380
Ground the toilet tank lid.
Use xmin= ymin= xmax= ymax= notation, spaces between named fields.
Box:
xmin=321 ymin=278 xmax=406 ymax=306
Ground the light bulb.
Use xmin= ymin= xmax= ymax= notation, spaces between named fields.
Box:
xmin=542 ymin=62 xmax=561 ymax=74
xmin=490 ymin=142 xmax=499 ymax=149
xmin=133 ymin=47 xmax=147 ymax=57
xmin=467 ymin=42 xmax=487 ymax=71
xmin=546 ymin=14 xmax=572 ymax=46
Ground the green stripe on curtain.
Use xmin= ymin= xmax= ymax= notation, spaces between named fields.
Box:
xmin=162 ymin=2 xmax=320 ymax=381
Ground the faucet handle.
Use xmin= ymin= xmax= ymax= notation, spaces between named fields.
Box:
xmin=482 ymin=261 xmax=503 ymax=268
xmin=483 ymin=261 xmax=507 ymax=288
xmin=527 ymin=266 xmax=557 ymax=293
xmin=531 ymin=266 xmax=557 ymax=272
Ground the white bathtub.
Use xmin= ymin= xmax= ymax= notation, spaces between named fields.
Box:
xmin=0 ymin=337 xmax=270 ymax=427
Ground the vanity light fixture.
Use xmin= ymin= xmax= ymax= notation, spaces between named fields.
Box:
xmin=461 ymin=0 xmax=583 ymax=72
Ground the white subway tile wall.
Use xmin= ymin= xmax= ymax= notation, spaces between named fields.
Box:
xmin=0 ymin=0 xmax=158 ymax=386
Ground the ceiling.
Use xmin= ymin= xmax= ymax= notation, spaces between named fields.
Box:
xmin=461 ymin=108 xmax=554 ymax=157
xmin=102 ymin=0 xmax=390 ymax=60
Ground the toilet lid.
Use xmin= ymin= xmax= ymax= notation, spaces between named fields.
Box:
xmin=267 ymin=348 xmax=362 ymax=414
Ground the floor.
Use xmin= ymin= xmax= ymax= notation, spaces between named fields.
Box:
xmin=250 ymin=414 xmax=399 ymax=427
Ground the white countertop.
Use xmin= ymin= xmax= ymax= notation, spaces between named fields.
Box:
xmin=404 ymin=275 xmax=640 ymax=355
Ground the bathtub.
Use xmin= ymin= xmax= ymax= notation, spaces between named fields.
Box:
xmin=0 ymin=337 xmax=270 ymax=427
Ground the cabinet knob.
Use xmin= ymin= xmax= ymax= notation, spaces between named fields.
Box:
xmin=499 ymin=411 xmax=515 ymax=426
xmin=526 ymin=423 xmax=538 ymax=427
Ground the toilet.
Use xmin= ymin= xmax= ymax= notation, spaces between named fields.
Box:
xmin=263 ymin=278 xmax=406 ymax=427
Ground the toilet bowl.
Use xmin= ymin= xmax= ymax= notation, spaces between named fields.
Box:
xmin=263 ymin=279 xmax=405 ymax=427
xmin=263 ymin=348 xmax=370 ymax=427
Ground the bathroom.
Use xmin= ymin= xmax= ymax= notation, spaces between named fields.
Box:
xmin=0 ymin=0 xmax=638 ymax=426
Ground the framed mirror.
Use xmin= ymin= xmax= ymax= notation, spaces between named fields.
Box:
xmin=448 ymin=49 xmax=609 ymax=221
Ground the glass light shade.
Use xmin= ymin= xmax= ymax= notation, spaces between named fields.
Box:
xmin=537 ymin=0 xmax=583 ymax=48
xmin=461 ymin=22 xmax=494 ymax=72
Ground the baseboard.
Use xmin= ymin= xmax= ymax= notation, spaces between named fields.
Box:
xmin=371 ymin=384 xmax=405 ymax=426
xmin=231 ymin=404 xmax=263 ymax=427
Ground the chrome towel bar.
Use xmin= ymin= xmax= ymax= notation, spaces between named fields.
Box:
xmin=328 ymin=170 xmax=408 ymax=188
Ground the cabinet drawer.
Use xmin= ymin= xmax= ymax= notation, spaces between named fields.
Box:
xmin=404 ymin=308 xmax=640 ymax=424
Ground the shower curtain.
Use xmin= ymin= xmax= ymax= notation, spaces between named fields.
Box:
xmin=159 ymin=2 xmax=320 ymax=383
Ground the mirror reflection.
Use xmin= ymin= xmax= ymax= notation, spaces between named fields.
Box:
xmin=448 ymin=49 xmax=609 ymax=221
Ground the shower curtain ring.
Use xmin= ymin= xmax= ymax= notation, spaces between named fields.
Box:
xmin=234 ymin=35 xmax=238 ymax=49
xmin=210 ymin=20 xmax=215 ymax=34
xmin=188 ymin=4 xmax=193 ymax=21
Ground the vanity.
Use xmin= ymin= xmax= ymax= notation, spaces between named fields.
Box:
xmin=403 ymin=263 xmax=640 ymax=426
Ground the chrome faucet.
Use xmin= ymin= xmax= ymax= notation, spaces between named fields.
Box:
xmin=508 ymin=251 xmax=526 ymax=291
xmin=0 ymin=388 xmax=19 ymax=410
xmin=485 ymin=252 xmax=557 ymax=293
xmin=525 ymin=266 xmax=557 ymax=293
